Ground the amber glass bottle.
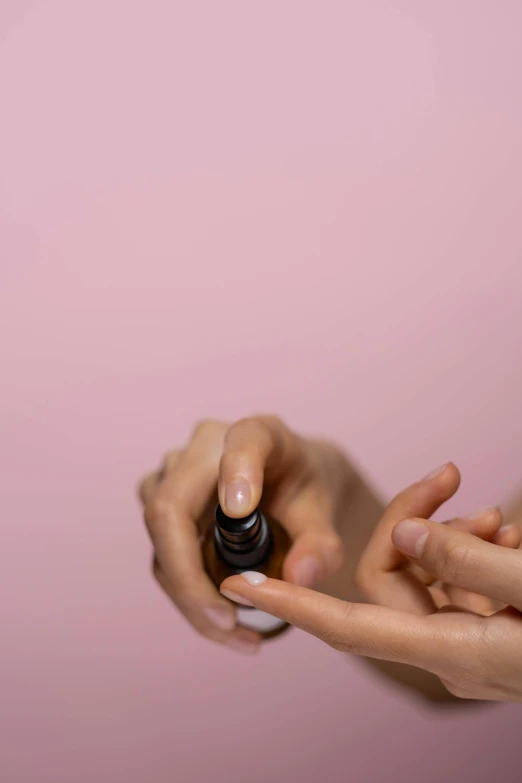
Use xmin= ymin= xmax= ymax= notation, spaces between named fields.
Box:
xmin=202 ymin=504 xmax=291 ymax=639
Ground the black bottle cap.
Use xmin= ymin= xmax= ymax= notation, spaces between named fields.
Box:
xmin=215 ymin=504 xmax=259 ymax=535
xmin=214 ymin=504 xmax=272 ymax=568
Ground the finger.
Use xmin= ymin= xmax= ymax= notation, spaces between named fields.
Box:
xmin=422 ymin=510 xmax=512 ymax=615
xmin=278 ymin=450 xmax=345 ymax=587
xmin=220 ymin=573 xmax=452 ymax=672
xmin=368 ymin=463 xmax=462 ymax=571
xmin=428 ymin=583 xmax=454 ymax=609
xmin=218 ymin=415 xmax=307 ymax=517
xmin=157 ymin=450 xmax=183 ymax=481
xmin=138 ymin=451 xmax=183 ymax=505
xmin=442 ymin=589 xmax=495 ymax=616
xmin=219 ymin=417 xmax=344 ymax=587
xmin=139 ymin=472 xmax=159 ymax=505
xmin=392 ymin=518 xmax=522 ymax=611
xmin=355 ymin=463 xmax=461 ymax=614
xmin=492 ymin=524 xmax=521 ymax=549
xmin=153 ymin=558 xmax=260 ymax=655
xmin=144 ymin=422 xmax=238 ymax=636
xmin=443 ymin=515 xmax=519 ymax=615
xmin=280 ymin=496 xmax=345 ymax=589
xmin=409 ymin=506 xmax=504 ymax=587
xmin=426 ymin=581 xmax=493 ymax=618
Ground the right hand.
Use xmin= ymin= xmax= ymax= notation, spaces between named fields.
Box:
xmin=138 ymin=417 xmax=353 ymax=654
xmin=355 ymin=463 xmax=521 ymax=617
xmin=220 ymin=466 xmax=522 ymax=701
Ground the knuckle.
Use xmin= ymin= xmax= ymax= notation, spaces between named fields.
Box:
xmin=194 ymin=623 xmax=222 ymax=643
xmin=252 ymin=413 xmax=286 ymax=432
xmin=388 ymin=485 xmax=428 ymax=519
xmin=143 ymin=496 xmax=173 ymax=535
xmin=192 ymin=419 xmax=225 ymax=440
xmin=436 ymin=538 xmax=474 ymax=585
xmin=137 ymin=474 xmax=153 ymax=503
xmin=317 ymin=629 xmax=349 ymax=652
xmin=443 ymin=680 xmax=471 ymax=699
xmin=439 ymin=619 xmax=496 ymax=698
xmin=445 ymin=663 xmax=488 ymax=698
xmin=223 ymin=417 xmax=274 ymax=459
xmin=326 ymin=532 xmax=345 ymax=567
xmin=176 ymin=588 xmax=196 ymax=613
xmin=236 ymin=416 xmax=271 ymax=440
xmin=316 ymin=604 xmax=356 ymax=653
xmin=161 ymin=449 xmax=182 ymax=474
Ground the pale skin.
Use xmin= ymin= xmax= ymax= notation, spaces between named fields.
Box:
xmin=139 ymin=416 xmax=522 ymax=704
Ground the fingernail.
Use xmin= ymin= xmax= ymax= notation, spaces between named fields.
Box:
xmin=204 ymin=606 xmax=236 ymax=631
xmin=392 ymin=519 xmax=429 ymax=558
xmin=498 ymin=524 xmax=515 ymax=535
xmin=225 ymin=480 xmax=251 ymax=515
xmin=239 ymin=571 xmax=267 ymax=586
xmin=294 ymin=556 xmax=322 ymax=588
xmin=227 ymin=637 xmax=260 ymax=656
xmin=462 ymin=505 xmax=499 ymax=520
xmin=220 ymin=589 xmax=253 ymax=607
xmin=422 ymin=463 xmax=449 ymax=481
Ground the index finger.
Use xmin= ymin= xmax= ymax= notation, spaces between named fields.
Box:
xmin=220 ymin=573 xmax=450 ymax=673
xmin=355 ymin=463 xmax=461 ymax=614
xmin=218 ymin=415 xmax=306 ymax=517
xmin=218 ymin=417 xmax=345 ymax=586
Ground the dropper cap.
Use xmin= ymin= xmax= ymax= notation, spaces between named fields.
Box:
xmin=214 ymin=504 xmax=272 ymax=568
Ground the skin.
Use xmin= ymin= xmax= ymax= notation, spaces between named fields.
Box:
xmin=139 ymin=417 xmax=521 ymax=702
xmin=221 ymin=465 xmax=522 ymax=702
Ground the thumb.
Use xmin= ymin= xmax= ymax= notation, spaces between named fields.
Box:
xmin=392 ymin=518 xmax=522 ymax=611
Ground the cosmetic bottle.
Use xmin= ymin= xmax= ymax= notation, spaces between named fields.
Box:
xmin=202 ymin=504 xmax=291 ymax=639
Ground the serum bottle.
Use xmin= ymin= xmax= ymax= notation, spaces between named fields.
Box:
xmin=202 ymin=504 xmax=291 ymax=639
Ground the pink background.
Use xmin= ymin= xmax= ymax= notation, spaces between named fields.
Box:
xmin=2 ymin=2 xmax=522 ymax=781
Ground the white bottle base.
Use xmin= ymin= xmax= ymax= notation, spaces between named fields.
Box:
xmin=236 ymin=607 xmax=286 ymax=633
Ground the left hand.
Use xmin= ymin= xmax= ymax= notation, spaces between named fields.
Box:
xmin=220 ymin=465 xmax=522 ymax=702
xmin=139 ymin=416 xmax=353 ymax=652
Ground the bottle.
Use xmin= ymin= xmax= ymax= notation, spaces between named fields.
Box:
xmin=202 ymin=504 xmax=291 ymax=639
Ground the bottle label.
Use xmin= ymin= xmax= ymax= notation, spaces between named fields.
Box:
xmin=236 ymin=606 xmax=286 ymax=633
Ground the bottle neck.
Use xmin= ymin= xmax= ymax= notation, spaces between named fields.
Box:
xmin=214 ymin=506 xmax=272 ymax=569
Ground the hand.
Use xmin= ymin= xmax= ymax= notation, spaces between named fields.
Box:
xmin=354 ymin=462 xmax=521 ymax=617
xmin=138 ymin=417 xmax=353 ymax=654
xmin=220 ymin=465 xmax=522 ymax=701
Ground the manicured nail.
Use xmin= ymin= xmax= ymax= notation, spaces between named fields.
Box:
xmin=239 ymin=571 xmax=267 ymax=586
xmin=392 ymin=519 xmax=429 ymax=558
xmin=294 ymin=556 xmax=322 ymax=588
xmin=422 ymin=463 xmax=449 ymax=481
xmin=204 ymin=606 xmax=236 ymax=631
xmin=463 ymin=505 xmax=499 ymax=520
xmin=227 ymin=637 xmax=260 ymax=656
xmin=225 ymin=480 xmax=251 ymax=515
xmin=220 ymin=589 xmax=253 ymax=607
